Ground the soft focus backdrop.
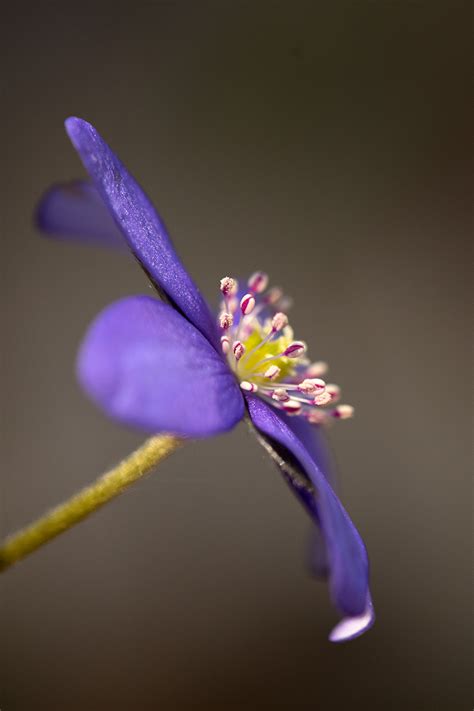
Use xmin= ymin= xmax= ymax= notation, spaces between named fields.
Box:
xmin=1 ymin=2 xmax=471 ymax=709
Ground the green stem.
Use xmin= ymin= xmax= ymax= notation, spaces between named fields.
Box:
xmin=0 ymin=434 xmax=183 ymax=572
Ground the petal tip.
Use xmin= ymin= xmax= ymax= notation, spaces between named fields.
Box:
xmin=64 ymin=114 xmax=80 ymax=132
xmin=328 ymin=599 xmax=375 ymax=643
xmin=35 ymin=182 xmax=66 ymax=232
xmin=76 ymin=328 xmax=117 ymax=413
xmin=64 ymin=116 xmax=94 ymax=145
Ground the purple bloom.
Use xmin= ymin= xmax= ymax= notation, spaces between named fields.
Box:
xmin=36 ymin=117 xmax=374 ymax=642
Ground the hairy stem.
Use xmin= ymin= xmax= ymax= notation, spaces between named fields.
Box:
xmin=0 ymin=434 xmax=183 ymax=572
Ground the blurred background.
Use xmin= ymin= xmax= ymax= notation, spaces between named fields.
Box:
xmin=1 ymin=2 xmax=471 ymax=709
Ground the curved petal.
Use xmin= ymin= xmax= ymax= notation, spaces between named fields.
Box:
xmin=65 ymin=117 xmax=220 ymax=350
xmin=36 ymin=180 xmax=126 ymax=249
xmin=78 ymin=295 xmax=244 ymax=437
xmin=308 ymin=527 xmax=330 ymax=579
xmin=246 ymin=395 xmax=371 ymax=622
xmin=251 ymin=418 xmax=330 ymax=579
xmin=329 ymin=595 xmax=375 ymax=643
xmin=281 ymin=414 xmax=336 ymax=487
xmin=280 ymin=416 xmax=337 ymax=579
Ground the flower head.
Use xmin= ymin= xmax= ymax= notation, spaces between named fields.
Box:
xmin=36 ymin=117 xmax=374 ymax=642
xmin=216 ymin=272 xmax=353 ymax=425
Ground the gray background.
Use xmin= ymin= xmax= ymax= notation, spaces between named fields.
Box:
xmin=1 ymin=2 xmax=471 ymax=709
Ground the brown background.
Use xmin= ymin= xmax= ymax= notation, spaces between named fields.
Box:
xmin=1 ymin=2 xmax=471 ymax=709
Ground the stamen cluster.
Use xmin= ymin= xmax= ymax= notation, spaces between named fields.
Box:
xmin=218 ymin=272 xmax=354 ymax=425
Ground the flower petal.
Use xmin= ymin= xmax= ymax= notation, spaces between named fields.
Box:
xmin=278 ymin=416 xmax=336 ymax=579
xmin=36 ymin=180 xmax=126 ymax=249
xmin=329 ymin=595 xmax=375 ymax=643
xmin=246 ymin=395 xmax=370 ymax=619
xmin=78 ymin=295 xmax=244 ymax=437
xmin=280 ymin=414 xmax=336 ymax=486
xmin=309 ymin=526 xmax=330 ymax=578
xmin=65 ymin=117 xmax=219 ymax=350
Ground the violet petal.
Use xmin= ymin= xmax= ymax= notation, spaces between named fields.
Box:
xmin=246 ymin=395 xmax=371 ymax=620
xmin=78 ymin=295 xmax=244 ymax=437
xmin=281 ymin=413 xmax=336 ymax=486
xmin=36 ymin=180 xmax=125 ymax=249
xmin=65 ymin=117 xmax=219 ymax=350
xmin=329 ymin=595 xmax=375 ymax=643
xmin=280 ymin=415 xmax=336 ymax=578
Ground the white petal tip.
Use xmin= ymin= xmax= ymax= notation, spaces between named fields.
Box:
xmin=329 ymin=603 xmax=375 ymax=643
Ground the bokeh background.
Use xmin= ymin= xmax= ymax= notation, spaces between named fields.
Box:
xmin=1 ymin=2 xmax=471 ymax=709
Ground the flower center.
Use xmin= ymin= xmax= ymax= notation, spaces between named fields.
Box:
xmin=217 ymin=273 xmax=354 ymax=424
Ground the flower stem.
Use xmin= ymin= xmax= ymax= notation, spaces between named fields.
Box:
xmin=0 ymin=434 xmax=183 ymax=572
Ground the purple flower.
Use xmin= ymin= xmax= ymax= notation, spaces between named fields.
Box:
xmin=36 ymin=117 xmax=374 ymax=642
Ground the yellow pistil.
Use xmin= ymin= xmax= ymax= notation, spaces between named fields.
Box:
xmin=237 ymin=324 xmax=296 ymax=383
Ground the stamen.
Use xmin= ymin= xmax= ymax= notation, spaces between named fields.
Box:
xmin=215 ymin=271 xmax=352 ymax=427
xmin=332 ymin=404 xmax=354 ymax=419
xmin=219 ymin=312 xmax=233 ymax=330
xmin=306 ymin=361 xmax=329 ymax=378
xmin=240 ymin=293 xmax=256 ymax=315
xmin=271 ymin=312 xmax=288 ymax=332
xmin=220 ymin=276 xmax=238 ymax=297
xmin=326 ymin=383 xmax=341 ymax=402
xmin=278 ymin=295 xmax=293 ymax=312
xmin=282 ymin=400 xmax=302 ymax=415
xmin=314 ymin=391 xmax=332 ymax=406
xmin=233 ymin=341 xmax=245 ymax=361
xmin=227 ymin=296 xmax=238 ymax=314
xmin=240 ymin=381 xmax=258 ymax=393
xmin=248 ymin=346 xmax=305 ymax=374
xmin=283 ymin=341 xmax=307 ymax=358
xmin=306 ymin=410 xmax=327 ymax=425
xmin=221 ymin=335 xmax=231 ymax=354
xmin=248 ymin=271 xmax=269 ymax=294
xmin=297 ymin=378 xmax=326 ymax=395
xmin=272 ymin=388 xmax=290 ymax=402
xmin=264 ymin=365 xmax=281 ymax=380
xmin=264 ymin=287 xmax=283 ymax=305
